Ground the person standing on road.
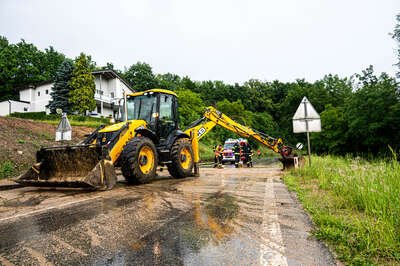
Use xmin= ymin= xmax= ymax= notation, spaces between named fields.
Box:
xmin=213 ymin=145 xmax=218 ymax=168
xmin=213 ymin=144 xmax=224 ymax=168
xmin=233 ymin=142 xmax=241 ymax=168
xmin=244 ymin=143 xmax=253 ymax=167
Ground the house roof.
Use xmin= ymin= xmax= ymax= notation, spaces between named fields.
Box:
xmin=92 ymin=69 xmax=134 ymax=92
xmin=17 ymin=69 xmax=134 ymax=92
xmin=15 ymin=81 xmax=52 ymax=91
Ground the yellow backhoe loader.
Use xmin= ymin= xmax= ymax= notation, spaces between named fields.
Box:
xmin=16 ymin=89 xmax=297 ymax=190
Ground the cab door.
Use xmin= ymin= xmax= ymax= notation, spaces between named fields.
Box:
xmin=157 ymin=94 xmax=178 ymax=140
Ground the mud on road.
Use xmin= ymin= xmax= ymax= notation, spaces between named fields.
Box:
xmin=0 ymin=166 xmax=336 ymax=265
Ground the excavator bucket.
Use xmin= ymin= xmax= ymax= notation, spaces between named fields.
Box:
xmin=279 ymin=156 xmax=304 ymax=169
xmin=15 ymin=145 xmax=117 ymax=190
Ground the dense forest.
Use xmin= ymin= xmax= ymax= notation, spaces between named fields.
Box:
xmin=1 ymin=15 xmax=400 ymax=157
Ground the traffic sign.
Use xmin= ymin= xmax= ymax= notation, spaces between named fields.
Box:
xmin=292 ymin=97 xmax=321 ymax=166
xmin=292 ymin=97 xmax=321 ymax=133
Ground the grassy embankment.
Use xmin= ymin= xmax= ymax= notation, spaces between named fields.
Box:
xmin=1 ymin=113 xmax=107 ymax=179
xmin=0 ymin=116 xmax=93 ymax=179
xmin=9 ymin=112 xmax=109 ymax=127
xmin=284 ymin=155 xmax=400 ymax=265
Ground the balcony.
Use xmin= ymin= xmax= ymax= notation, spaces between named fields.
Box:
xmin=94 ymin=94 xmax=114 ymax=104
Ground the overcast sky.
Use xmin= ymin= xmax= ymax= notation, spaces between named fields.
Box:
xmin=1 ymin=0 xmax=399 ymax=83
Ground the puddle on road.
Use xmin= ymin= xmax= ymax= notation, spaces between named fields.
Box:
xmin=97 ymin=191 xmax=261 ymax=265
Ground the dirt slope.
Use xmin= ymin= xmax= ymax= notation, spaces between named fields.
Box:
xmin=0 ymin=117 xmax=93 ymax=178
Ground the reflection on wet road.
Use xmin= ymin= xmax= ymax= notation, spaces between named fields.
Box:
xmin=0 ymin=166 xmax=336 ymax=265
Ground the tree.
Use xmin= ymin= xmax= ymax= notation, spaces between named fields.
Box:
xmin=312 ymin=105 xmax=348 ymax=154
xmin=41 ymin=46 xmax=66 ymax=80
xmin=47 ymin=59 xmax=74 ymax=114
xmin=69 ymin=53 xmax=96 ymax=115
xmin=0 ymin=36 xmax=8 ymax=50
xmin=0 ymin=37 xmax=65 ymax=101
xmin=123 ymin=62 xmax=158 ymax=91
xmin=0 ymin=39 xmax=45 ymax=100
xmin=318 ymin=74 xmax=352 ymax=107
xmin=156 ymin=73 xmax=181 ymax=91
xmin=345 ymin=66 xmax=400 ymax=154
xmin=104 ymin=62 xmax=114 ymax=70
xmin=181 ymin=76 xmax=197 ymax=91
xmin=175 ymin=88 xmax=204 ymax=127
xmin=242 ymin=79 xmax=273 ymax=113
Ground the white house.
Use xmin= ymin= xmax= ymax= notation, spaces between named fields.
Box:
xmin=0 ymin=70 xmax=134 ymax=117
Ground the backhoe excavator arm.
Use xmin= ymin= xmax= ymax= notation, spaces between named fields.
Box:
xmin=184 ymin=106 xmax=293 ymax=173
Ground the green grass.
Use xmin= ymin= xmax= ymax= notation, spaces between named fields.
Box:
xmin=0 ymin=160 xmax=14 ymax=179
xmin=9 ymin=112 xmax=109 ymax=128
xmin=199 ymin=142 xmax=215 ymax=162
xmin=38 ymin=119 xmax=107 ymax=127
xmin=284 ymin=156 xmax=400 ymax=265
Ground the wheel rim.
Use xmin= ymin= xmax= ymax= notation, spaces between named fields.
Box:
xmin=138 ymin=146 xmax=155 ymax=174
xmin=180 ymin=147 xmax=192 ymax=169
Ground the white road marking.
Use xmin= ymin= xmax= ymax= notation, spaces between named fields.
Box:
xmin=260 ymin=179 xmax=288 ymax=266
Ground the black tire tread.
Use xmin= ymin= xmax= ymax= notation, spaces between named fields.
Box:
xmin=121 ymin=137 xmax=157 ymax=184
xmin=167 ymin=138 xmax=194 ymax=179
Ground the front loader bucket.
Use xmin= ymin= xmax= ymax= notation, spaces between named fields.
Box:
xmin=15 ymin=146 xmax=117 ymax=190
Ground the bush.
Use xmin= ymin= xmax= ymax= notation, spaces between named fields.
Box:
xmin=10 ymin=111 xmax=53 ymax=120
xmin=0 ymin=160 xmax=14 ymax=179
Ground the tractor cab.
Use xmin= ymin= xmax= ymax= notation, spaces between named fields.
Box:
xmin=122 ymin=89 xmax=180 ymax=141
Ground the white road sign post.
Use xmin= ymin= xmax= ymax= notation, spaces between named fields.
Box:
xmin=292 ymin=97 xmax=321 ymax=166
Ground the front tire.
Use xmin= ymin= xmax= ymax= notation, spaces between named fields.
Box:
xmin=167 ymin=138 xmax=194 ymax=179
xmin=121 ymin=137 xmax=157 ymax=184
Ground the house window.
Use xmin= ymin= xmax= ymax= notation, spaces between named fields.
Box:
xmin=37 ymin=91 xmax=40 ymax=96
xmin=97 ymin=105 xmax=101 ymax=114
xmin=45 ymin=89 xmax=49 ymax=94
xmin=110 ymin=92 xmax=114 ymax=98
xmin=24 ymin=107 xmax=28 ymax=112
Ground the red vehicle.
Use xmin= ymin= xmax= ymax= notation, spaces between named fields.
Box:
xmin=222 ymin=139 xmax=237 ymax=164
xmin=222 ymin=138 xmax=248 ymax=164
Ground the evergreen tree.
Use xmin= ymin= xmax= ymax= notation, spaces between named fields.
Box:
xmin=47 ymin=59 xmax=74 ymax=114
xmin=69 ymin=53 xmax=96 ymax=115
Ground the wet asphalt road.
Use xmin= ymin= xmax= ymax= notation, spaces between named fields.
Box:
xmin=0 ymin=165 xmax=336 ymax=266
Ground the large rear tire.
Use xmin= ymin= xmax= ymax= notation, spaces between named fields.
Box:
xmin=121 ymin=137 xmax=157 ymax=184
xmin=167 ymin=138 xmax=194 ymax=179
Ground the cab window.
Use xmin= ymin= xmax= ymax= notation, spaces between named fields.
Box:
xmin=159 ymin=94 xmax=173 ymax=120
